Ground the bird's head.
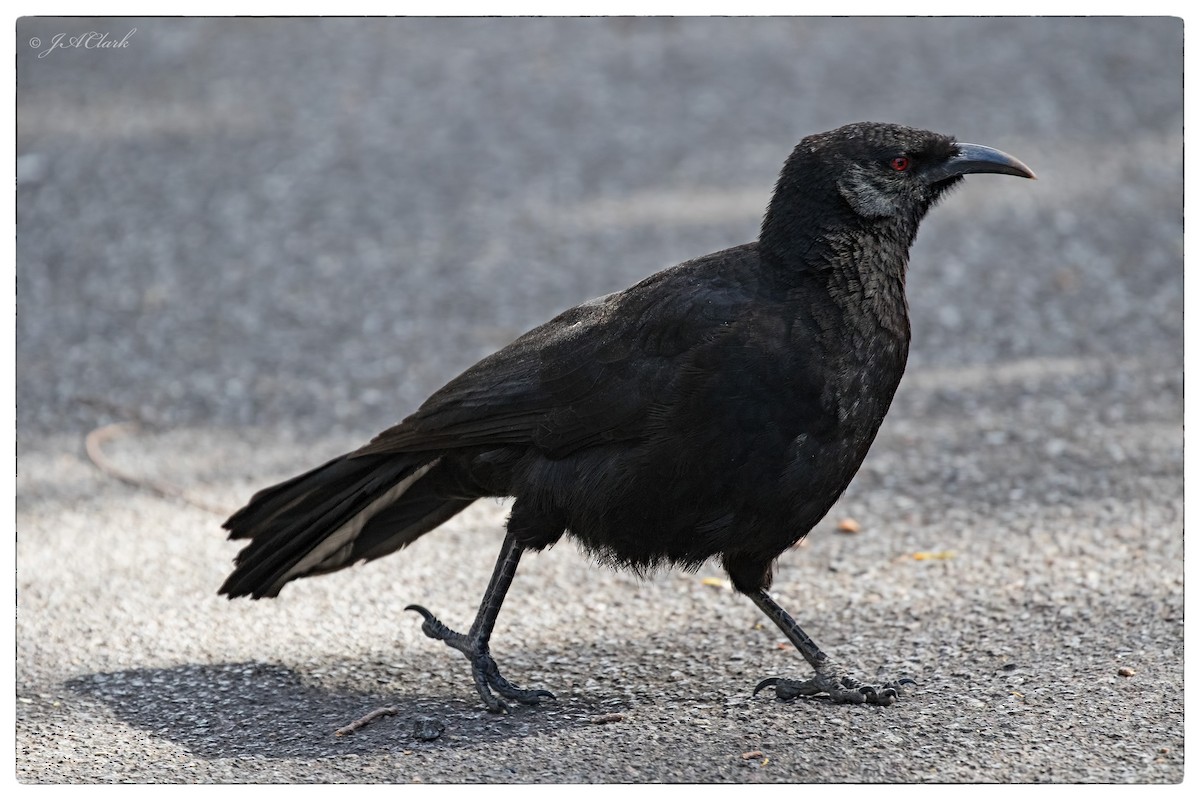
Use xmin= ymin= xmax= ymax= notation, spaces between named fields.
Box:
xmin=762 ymin=122 xmax=1035 ymax=257
xmin=815 ymin=122 xmax=1035 ymax=219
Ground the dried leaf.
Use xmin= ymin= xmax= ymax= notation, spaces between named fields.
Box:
xmin=912 ymin=550 xmax=955 ymax=561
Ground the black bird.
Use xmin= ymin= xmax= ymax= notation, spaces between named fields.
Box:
xmin=221 ymin=122 xmax=1034 ymax=710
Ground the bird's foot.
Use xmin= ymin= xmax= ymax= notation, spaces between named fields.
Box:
xmin=753 ymin=667 xmax=915 ymax=707
xmin=405 ymin=604 xmax=555 ymax=713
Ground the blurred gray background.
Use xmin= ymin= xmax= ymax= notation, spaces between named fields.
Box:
xmin=16 ymin=18 xmax=1182 ymax=783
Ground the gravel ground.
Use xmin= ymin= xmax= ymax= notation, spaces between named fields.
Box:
xmin=15 ymin=17 xmax=1183 ymax=783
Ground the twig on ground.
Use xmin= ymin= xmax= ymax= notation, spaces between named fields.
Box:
xmin=335 ymin=706 xmax=400 ymax=736
xmin=84 ymin=421 xmax=232 ymax=516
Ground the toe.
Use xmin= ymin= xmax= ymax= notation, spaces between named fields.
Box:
xmin=754 ymin=671 xmax=914 ymax=706
xmin=754 ymin=677 xmax=823 ymax=700
xmin=862 ymin=685 xmax=897 ymax=706
xmin=470 ymin=668 xmax=508 ymax=714
xmin=476 ymin=654 xmax=555 ymax=706
xmin=830 ymin=685 xmax=867 ymax=704
xmin=405 ymin=604 xmax=459 ymax=643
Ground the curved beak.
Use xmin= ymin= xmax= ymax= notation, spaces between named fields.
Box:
xmin=923 ymin=142 xmax=1037 ymax=183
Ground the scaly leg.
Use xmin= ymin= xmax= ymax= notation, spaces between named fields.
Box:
xmin=749 ymin=589 xmax=914 ymax=706
xmin=406 ymin=531 xmax=554 ymax=713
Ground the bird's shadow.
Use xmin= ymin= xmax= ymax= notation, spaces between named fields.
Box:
xmin=64 ymin=661 xmax=620 ymax=759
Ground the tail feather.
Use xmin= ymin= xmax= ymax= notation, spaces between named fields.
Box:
xmin=220 ymin=452 xmax=448 ymax=599
xmin=353 ymin=485 xmax=477 ymax=563
xmin=225 ymin=454 xmax=393 ymax=538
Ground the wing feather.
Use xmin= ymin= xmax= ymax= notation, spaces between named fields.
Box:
xmin=353 ymin=245 xmax=763 ymax=460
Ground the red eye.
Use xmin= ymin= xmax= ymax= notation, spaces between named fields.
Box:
xmin=890 ymin=156 xmax=910 ymax=172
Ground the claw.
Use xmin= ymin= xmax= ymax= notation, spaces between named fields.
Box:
xmin=404 ymin=603 xmax=432 ymax=618
xmin=860 ymin=685 xmax=896 ymax=706
xmin=753 ymin=677 xmax=782 ymax=697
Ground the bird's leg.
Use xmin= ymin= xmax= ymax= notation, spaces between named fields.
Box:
xmin=405 ymin=531 xmax=554 ymax=713
xmin=748 ymin=588 xmax=914 ymax=706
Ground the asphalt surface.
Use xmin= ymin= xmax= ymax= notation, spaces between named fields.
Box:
xmin=15 ymin=17 xmax=1183 ymax=783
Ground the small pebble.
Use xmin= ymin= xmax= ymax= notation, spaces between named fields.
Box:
xmin=1118 ymin=667 xmax=1136 ymax=677
xmin=591 ymin=713 xmax=624 ymax=724
xmin=412 ymin=718 xmax=445 ymax=741
xmin=836 ymin=517 xmax=861 ymax=534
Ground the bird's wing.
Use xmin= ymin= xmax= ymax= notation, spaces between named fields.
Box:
xmin=354 ymin=247 xmax=761 ymax=460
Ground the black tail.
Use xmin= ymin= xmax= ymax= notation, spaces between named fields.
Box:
xmin=220 ymin=452 xmax=472 ymax=599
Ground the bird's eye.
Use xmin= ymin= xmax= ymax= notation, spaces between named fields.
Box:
xmin=890 ymin=156 xmax=910 ymax=172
